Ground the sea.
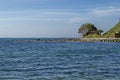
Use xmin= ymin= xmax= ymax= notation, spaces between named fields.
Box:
xmin=0 ymin=38 xmax=120 ymax=80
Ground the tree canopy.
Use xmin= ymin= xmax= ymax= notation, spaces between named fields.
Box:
xmin=78 ymin=23 xmax=103 ymax=37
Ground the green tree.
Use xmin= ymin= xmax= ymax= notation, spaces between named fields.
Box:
xmin=78 ymin=23 xmax=97 ymax=36
xmin=97 ymin=29 xmax=104 ymax=35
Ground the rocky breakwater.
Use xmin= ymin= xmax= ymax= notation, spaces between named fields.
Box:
xmin=15 ymin=38 xmax=120 ymax=43
xmin=81 ymin=38 xmax=120 ymax=42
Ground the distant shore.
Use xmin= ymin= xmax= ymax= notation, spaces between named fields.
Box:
xmin=14 ymin=38 xmax=120 ymax=43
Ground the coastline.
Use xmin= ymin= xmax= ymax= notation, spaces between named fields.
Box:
xmin=15 ymin=38 xmax=120 ymax=42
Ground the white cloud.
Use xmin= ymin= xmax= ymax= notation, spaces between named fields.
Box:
xmin=91 ymin=7 xmax=120 ymax=16
xmin=42 ymin=11 xmax=79 ymax=16
xmin=0 ymin=9 xmax=81 ymax=21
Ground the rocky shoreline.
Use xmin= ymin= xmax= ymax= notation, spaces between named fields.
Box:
xmin=14 ymin=38 xmax=120 ymax=43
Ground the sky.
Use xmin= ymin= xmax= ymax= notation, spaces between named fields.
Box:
xmin=0 ymin=0 xmax=120 ymax=38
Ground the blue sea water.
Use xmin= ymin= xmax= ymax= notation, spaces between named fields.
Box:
xmin=0 ymin=38 xmax=120 ymax=80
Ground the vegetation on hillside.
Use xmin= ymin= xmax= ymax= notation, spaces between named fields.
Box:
xmin=103 ymin=22 xmax=120 ymax=37
xmin=105 ymin=22 xmax=120 ymax=34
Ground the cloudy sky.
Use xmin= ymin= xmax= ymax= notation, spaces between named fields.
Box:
xmin=0 ymin=0 xmax=120 ymax=38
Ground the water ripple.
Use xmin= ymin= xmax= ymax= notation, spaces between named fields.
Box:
xmin=0 ymin=41 xmax=120 ymax=80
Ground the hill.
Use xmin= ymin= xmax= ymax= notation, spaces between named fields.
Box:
xmin=104 ymin=22 xmax=120 ymax=38
xmin=105 ymin=22 xmax=120 ymax=34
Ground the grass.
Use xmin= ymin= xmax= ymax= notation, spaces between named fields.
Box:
xmin=105 ymin=22 xmax=120 ymax=34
